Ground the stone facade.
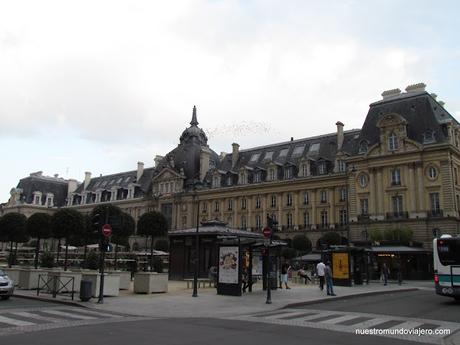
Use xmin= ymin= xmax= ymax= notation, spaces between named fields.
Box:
xmin=3 ymin=84 xmax=460 ymax=250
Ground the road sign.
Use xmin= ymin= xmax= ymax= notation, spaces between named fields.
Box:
xmin=102 ymin=223 xmax=112 ymax=237
xmin=263 ymin=227 xmax=272 ymax=238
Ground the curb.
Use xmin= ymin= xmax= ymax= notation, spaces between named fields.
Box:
xmin=13 ymin=292 xmax=90 ymax=309
xmin=282 ymin=288 xmax=420 ymax=309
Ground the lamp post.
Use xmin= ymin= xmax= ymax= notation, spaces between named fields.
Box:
xmin=192 ymin=191 xmax=200 ymax=297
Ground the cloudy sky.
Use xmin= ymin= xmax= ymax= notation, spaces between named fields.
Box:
xmin=1 ymin=0 xmax=459 ymax=202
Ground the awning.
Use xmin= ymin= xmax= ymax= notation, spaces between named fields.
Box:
xmin=371 ymin=246 xmax=430 ymax=254
xmin=293 ymin=253 xmax=322 ymax=262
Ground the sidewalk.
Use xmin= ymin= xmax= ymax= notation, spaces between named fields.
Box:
xmin=14 ymin=279 xmax=428 ymax=319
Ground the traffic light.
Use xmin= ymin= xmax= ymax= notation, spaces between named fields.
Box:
xmin=92 ymin=213 xmax=102 ymax=233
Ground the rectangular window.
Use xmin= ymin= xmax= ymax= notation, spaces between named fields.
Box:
xmin=256 ymin=196 xmax=261 ymax=209
xmin=202 ymin=202 xmax=208 ymax=213
xmin=254 ymin=171 xmax=261 ymax=183
xmin=455 ymin=168 xmax=459 ymax=186
xmin=340 ymin=188 xmax=347 ymax=202
xmin=360 ymin=199 xmax=369 ymax=215
xmin=392 ymin=195 xmax=403 ymax=214
xmin=286 ymin=193 xmax=292 ymax=206
xmin=271 ymin=195 xmax=277 ymax=208
xmin=227 ymin=176 xmax=233 ymax=186
xmin=319 ymin=162 xmax=326 ymax=175
xmin=214 ymin=201 xmax=220 ymax=212
xmin=269 ymin=169 xmax=276 ymax=181
xmin=303 ymin=192 xmax=309 ymax=205
xmin=213 ymin=176 xmax=220 ymax=188
xmin=287 ymin=213 xmax=293 ymax=229
xmin=241 ymin=198 xmax=247 ymax=210
xmin=303 ymin=164 xmax=309 ymax=177
xmin=255 ymin=215 xmax=261 ymax=229
xmin=320 ymin=190 xmax=327 ymax=203
xmin=228 ymin=199 xmax=233 ymax=211
xmin=391 ymin=168 xmax=401 ymax=185
xmin=338 ymin=160 xmax=346 ymax=172
xmin=339 ymin=209 xmax=348 ymax=226
xmin=320 ymin=210 xmax=328 ymax=228
xmin=303 ymin=212 xmax=310 ymax=227
xmin=284 ymin=167 xmax=292 ymax=179
xmin=430 ymin=193 xmax=440 ymax=213
xmin=182 ymin=216 xmax=187 ymax=229
xmin=239 ymin=172 xmax=246 ymax=184
xmin=241 ymin=216 xmax=247 ymax=229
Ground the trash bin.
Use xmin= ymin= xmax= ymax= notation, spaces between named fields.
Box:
xmin=80 ymin=280 xmax=92 ymax=302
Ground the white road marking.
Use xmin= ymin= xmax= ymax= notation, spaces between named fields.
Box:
xmin=0 ymin=315 xmax=36 ymax=327
xmin=39 ymin=309 xmax=96 ymax=320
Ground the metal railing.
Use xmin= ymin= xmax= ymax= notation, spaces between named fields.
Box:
xmin=37 ymin=274 xmax=75 ymax=300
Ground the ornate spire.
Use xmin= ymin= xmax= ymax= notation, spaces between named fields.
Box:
xmin=190 ymin=105 xmax=198 ymax=126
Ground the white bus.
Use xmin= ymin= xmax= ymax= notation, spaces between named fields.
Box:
xmin=433 ymin=235 xmax=460 ymax=301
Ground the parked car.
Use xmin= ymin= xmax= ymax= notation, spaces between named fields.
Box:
xmin=0 ymin=269 xmax=14 ymax=300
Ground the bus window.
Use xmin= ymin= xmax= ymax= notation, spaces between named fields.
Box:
xmin=437 ymin=239 xmax=460 ymax=265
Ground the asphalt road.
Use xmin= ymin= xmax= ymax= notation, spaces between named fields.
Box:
xmin=293 ymin=290 xmax=460 ymax=322
xmin=1 ymin=317 xmax=421 ymax=345
xmin=0 ymin=297 xmax=61 ymax=310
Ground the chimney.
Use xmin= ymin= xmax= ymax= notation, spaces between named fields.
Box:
xmin=381 ymin=88 xmax=401 ymax=100
xmin=336 ymin=121 xmax=344 ymax=151
xmin=438 ymin=101 xmax=445 ymax=107
xmin=220 ymin=152 xmax=227 ymax=161
xmin=200 ymin=147 xmax=211 ymax=181
xmin=137 ymin=162 xmax=144 ymax=181
xmin=405 ymin=82 xmax=426 ymax=93
xmin=232 ymin=143 xmax=240 ymax=168
xmin=84 ymin=171 xmax=91 ymax=190
xmin=67 ymin=179 xmax=78 ymax=195
xmin=154 ymin=155 xmax=164 ymax=168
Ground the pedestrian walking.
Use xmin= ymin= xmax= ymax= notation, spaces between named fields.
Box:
xmin=325 ymin=261 xmax=336 ymax=296
xmin=316 ymin=260 xmax=326 ymax=291
xmin=382 ymin=263 xmax=389 ymax=286
xmin=281 ymin=262 xmax=291 ymax=289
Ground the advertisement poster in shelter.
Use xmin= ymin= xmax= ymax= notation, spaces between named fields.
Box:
xmin=332 ymin=252 xmax=349 ymax=279
xmin=218 ymin=246 xmax=239 ymax=284
xmin=252 ymin=256 xmax=263 ymax=276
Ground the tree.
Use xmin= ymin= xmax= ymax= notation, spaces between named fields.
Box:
xmin=51 ymin=209 xmax=84 ymax=271
xmin=137 ymin=211 xmax=168 ymax=272
xmin=291 ymin=234 xmax=312 ymax=255
xmin=26 ymin=213 xmax=52 ymax=269
xmin=318 ymin=231 xmax=342 ymax=248
xmin=154 ymin=239 xmax=169 ymax=252
xmin=112 ymin=212 xmax=135 ymax=270
xmin=281 ymin=247 xmax=297 ymax=260
xmin=0 ymin=213 xmax=29 ymax=267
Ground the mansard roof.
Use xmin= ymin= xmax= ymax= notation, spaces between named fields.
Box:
xmin=216 ymin=129 xmax=360 ymax=173
xmin=356 ymin=91 xmax=457 ymax=154
xmin=74 ymin=167 xmax=156 ymax=194
xmin=16 ymin=173 xmax=69 ymax=206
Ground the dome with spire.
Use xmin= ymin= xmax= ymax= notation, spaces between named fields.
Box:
xmin=179 ymin=105 xmax=208 ymax=146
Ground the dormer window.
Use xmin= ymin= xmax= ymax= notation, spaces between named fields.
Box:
xmin=46 ymin=193 xmax=54 ymax=207
xmin=318 ymin=162 xmax=326 ymax=175
xmin=423 ymin=129 xmax=435 ymax=144
xmin=284 ymin=167 xmax=293 ymax=179
xmin=388 ymin=132 xmax=398 ymax=151
xmin=302 ymin=163 xmax=309 ymax=177
xmin=213 ymin=176 xmax=220 ymax=188
xmin=338 ymin=160 xmax=346 ymax=173
xmin=33 ymin=192 xmax=42 ymax=205
xmin=226 ymin=176 xmax=232 ymax=186
xmin=127 ymin=187 xmax=134 ymax=199
xmin=359 ymin=140 xmax=368 ymax=154
xmin=269 ymin=168 xmax=276 ymax=181
xmin=254 ymin=171 xmax=261 ymax=183
xmin=239 ymin=171 xmax=247 ymax=185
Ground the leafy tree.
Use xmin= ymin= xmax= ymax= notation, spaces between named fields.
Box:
xmin=281 ymin=247 xmax=297 ymax=260
xmin=40 ymin=251 xmax=55 ymax=268
xmin=112 ymin=212 xmax=135 ymax=270
xmin=26 ymin=213 xmax=52 ymax=269
xmin=0 ymin=213 xmax=28 ymax=267
xmin=383 ymin=227 xmax=413 ymax=244
xmin=154 ymin=239 xmax=169 ymax=252
xmin=137 ymin=211 xmax=168 ymax=272
xmin=51 ymin=209 xmax=84 ymax=271
xmin=370 ymin=229 xmax=384 ymax=242
xmin=291 ymin=234 xmax=312 ymax=255
xmin=318 ymin=231 xmax=342 ymax=248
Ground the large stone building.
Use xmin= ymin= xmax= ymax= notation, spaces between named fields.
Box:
xmin=3 ymin=83 xmax=460 ymax=250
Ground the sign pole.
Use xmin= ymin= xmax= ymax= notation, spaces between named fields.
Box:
xmin=98 ymin=207 xmax=109 ymax=304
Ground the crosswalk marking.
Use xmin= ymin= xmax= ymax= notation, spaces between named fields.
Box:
xmin=10 ymin=312 xmax=61 ymax=323
xmin=0 ymin=315 xmax=36 ymax=327
xmin=320 ymin=314 xmax=362 ymax=324
xmin=388 ymin=321 xmax=423 ymax=330
xmin=68 ymin=309 xmax=122 ymax=318
xmin=351 ymin=317 xmax=392 ymax=329
xmin=38 ymin=309 xmax=97 ymax=320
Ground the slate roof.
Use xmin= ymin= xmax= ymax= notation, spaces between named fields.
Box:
xmin=16 ymin=174 xmax=69 ymax=207
xmin=355 ymin=91 xmax=457 ymax=154
xmin=216 ymin=129 xmax=360 ymax=173
xmin=74 ymin=167 xmax=157 ymax=194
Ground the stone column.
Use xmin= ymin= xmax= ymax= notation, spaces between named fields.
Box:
xmin=377 ymin=169 xmax=384 ymax=220
xmin=247 ymin=197 xmax=252 ymax=229
xmin=416 ymin=162 xmax=425 ymax=212
xmin=329 ymin=188 xmax=336 ymax=227
xmin=369 ymin=169 xmax=376 ymax=216
xmin=278 ymin=193 xmax=283 ymax=231
xmin=293 ymin=192 xmax=299 ymax=228
xmin=408 ymin=163 xmax=417 ymax=216
xmin=233 ymin=197 xmax=238 ymax=228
